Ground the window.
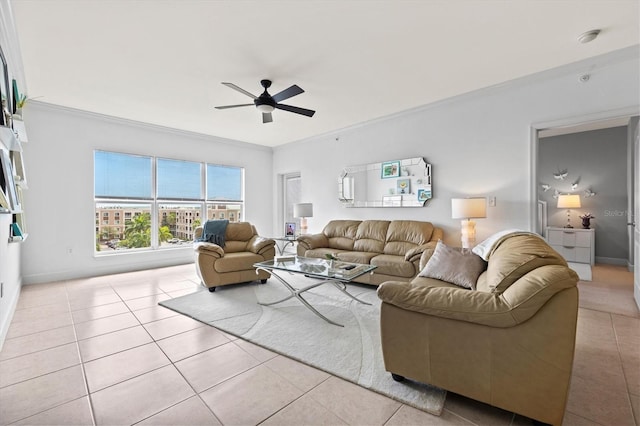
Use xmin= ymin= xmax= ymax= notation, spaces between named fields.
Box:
xmin=94 ymin=150 xmax=243 ymax=254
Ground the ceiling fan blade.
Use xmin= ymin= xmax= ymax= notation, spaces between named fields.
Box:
xmin=275 ymin=103 xmax=316 ymax=117
xmin=221 ymin=82 xmax=257 ymax=99
xmin=215 ymin=104 xmax=254 ymax=110
xmin=271 ymin=84 xmax=304 ymax=103
xmin=262 ymin=112 xmax=273 ymax=123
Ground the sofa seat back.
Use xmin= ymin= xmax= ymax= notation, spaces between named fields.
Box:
xmin=353 ymin=220 xmax=390 ymax=252
xmin=222 ymin=222 xmax=258 ymax=253
xmin=383 ymin=220 xmax=435 ymax=256
xmin=322 ymin=220 xmax=361 ymax=250
xmin=477 ymin=234 xmax=567 ymax=294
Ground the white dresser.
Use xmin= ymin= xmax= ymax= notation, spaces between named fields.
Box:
xmin=546 ymin=227 xmax=595 ymax=265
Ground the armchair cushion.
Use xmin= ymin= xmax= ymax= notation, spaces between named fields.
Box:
xmin=418 ymin=240 xmax=487 ymax=289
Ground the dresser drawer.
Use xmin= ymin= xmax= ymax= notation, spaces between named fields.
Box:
xmin=546 ymin=227 xmax=595 ymax=265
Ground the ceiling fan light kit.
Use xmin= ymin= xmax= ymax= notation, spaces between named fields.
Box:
xmin=216 ymin=79 xmax=315 ymax=124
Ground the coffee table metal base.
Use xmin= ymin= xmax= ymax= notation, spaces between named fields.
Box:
xmin=255 ymin=266 xmax=371 ymax=327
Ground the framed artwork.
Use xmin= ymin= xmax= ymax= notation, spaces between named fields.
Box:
xmin=417 ymin=189 xmax=431 ymax=201
xmin=0 ymin=149 xmax=19 ymax=211
xmin=381 ymin=161 xmax=400 ymax=179
xmin=396 ymin=178 xmax=410 ymax=194
xmin=285 ymin=222 xmax=296 ymax=237
xmin=0 ymin=45 xmax=9 ymax=127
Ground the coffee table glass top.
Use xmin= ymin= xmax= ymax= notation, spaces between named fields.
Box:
xmin=255 ymin=256 xmax=376 ymax=281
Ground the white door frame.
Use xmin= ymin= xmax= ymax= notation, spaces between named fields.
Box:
xmin=529 ymin=106 xmax=639 ymax=254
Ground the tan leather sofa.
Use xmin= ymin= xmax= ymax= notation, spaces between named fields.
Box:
xmin=376 ymin=233 xmax=579 ymax=425
xmin=296 ymin=219 xmax=443 ymax=285
xmin=194 ymin=222 xmax=276 ymax=292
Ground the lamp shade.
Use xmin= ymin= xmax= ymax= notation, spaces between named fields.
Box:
xmin=293 ymin=203 xmax=313 ymax=218
xmin=451 ymin=198 xmax=487 ymax=219
xmin=557 ymin=194 xmax=581 ymax=209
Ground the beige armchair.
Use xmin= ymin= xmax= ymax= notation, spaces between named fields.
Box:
xmin=194 ymin=222 xmax=276 ymax=292
xmin=377 ymin=233 xmax=579 ymax=425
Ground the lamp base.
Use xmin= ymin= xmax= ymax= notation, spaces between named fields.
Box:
xmin=299 ymin=217 xmax=308 ymax=235
xmin=460 ymin=219 xmax=476 ymax=250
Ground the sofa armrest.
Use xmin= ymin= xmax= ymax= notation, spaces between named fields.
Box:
xmin=377 ymin=265 xmax=578 ymax=328
xmin=248 ymin=236 xmax=276 ymax=255
xmin=194 ymin=242 xmax=224 ymax=258
xmin=297 ymin=233 xmax=329 ymax=251
xmin=405 ymin=241 xmax=437 ymax=264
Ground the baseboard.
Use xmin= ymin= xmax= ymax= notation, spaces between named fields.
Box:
xmin=627 ymin=261 xmax=634 ymax=273
xmin=0 ymin=279 xmax=21 ymax=353
xmin=22 ymin=259 xmax=195 ymax=285
xmin=595 ymin=256 xmax=628 ymax=266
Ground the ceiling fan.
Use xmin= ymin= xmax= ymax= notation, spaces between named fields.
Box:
xmin=215 ymin=79 xmax=316 ymax=124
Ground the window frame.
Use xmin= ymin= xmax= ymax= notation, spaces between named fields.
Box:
xmin=94 ymin=150 xmax=244 ymax=255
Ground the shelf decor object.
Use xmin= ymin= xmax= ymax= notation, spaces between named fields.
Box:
xmin=451 ymin=197 xmax=487 ymax=250
xmin=557 ymin=194 xmax=581 ymax=228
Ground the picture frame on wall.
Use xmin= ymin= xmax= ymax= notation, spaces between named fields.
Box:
xmin=417 ymin=188 xmax=431 ymax=201
xmin=0 ymin=148 xmax=19 ymax=211
xmin=381 ymin=161 xmax=400 ymax=179
xmin=396 ymin=178 xmax=410 ymax=194
xmin=0 ymin=45 xmax=11 ymax=127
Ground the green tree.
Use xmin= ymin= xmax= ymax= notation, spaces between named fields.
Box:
xmin=158 ymin=225 xmax=173 ymax=243
xmin=192 ymin=219 xmax=201 ymax=230
xmin=121 ymin=212 xmax=151 ymax=248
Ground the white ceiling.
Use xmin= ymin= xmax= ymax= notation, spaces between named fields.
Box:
xmin=11 ymin=0 xmax=640 ymax=147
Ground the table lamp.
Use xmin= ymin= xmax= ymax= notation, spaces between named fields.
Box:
xmin=294 ymin=203 xmax=313 ymax=235
xmin=557 ymin=194 xmax=581 ymax=228
xmin=451 ymin=197 xmax=487 ymax=250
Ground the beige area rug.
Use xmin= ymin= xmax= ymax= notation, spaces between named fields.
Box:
xmin=159 ymin=275 xmax=446 ymax=415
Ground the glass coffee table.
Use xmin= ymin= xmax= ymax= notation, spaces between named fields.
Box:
xmin=253 ymin=256 xmax=376 ymax=327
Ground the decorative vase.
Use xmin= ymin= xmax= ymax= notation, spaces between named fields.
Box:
xmin=581 ymin=217 xmax=591 ymax=229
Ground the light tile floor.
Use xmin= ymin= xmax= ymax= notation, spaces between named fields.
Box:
xmin=0 ymin=263 xmax=637 ymax=426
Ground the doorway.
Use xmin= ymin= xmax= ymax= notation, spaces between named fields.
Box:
xmin=530 ymin=108 xmax=640 ymax=307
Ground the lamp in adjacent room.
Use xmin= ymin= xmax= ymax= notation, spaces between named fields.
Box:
xmin=557 ymin=194 xmax=581 ymax=228
xmin=293 ymin=203 xmax=313 ymax=235
xmin=451 ymin=197 xmax=487 ymax=250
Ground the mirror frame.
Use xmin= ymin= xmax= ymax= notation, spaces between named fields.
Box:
xmin=339 ymin=157 xmax=432 ymax=208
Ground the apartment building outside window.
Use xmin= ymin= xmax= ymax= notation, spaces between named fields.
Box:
xmin=94 ymin=151 xmax=244 ymax=254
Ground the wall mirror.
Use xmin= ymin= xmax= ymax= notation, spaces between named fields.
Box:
xmin=339 ymin=157 xmax=432 ymax=207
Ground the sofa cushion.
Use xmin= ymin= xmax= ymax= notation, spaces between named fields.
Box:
xmin=418 ymin=240 xmax=487 ymax=289
xmin=353 ymin=220 xmax=389 ymax=253
xmin=485 ymin=234 xmax=567 ymax=294
xmin=384 ymin=220 xmax=434 ymax=256
xmin=371 ymin=254 xmax=416 ymax=278
xmin=323 ymin=220 xmax=361 ymax=250
xmin=214 ymin=251 xmax=265 ymax=273
xmin=335 ymin=251 xmax=379 ymax=265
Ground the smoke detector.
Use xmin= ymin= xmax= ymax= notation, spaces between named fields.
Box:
xmin=578 ymin=29 xmax=601 ymax=44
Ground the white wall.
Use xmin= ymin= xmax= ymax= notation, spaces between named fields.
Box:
xmin=273 ymin=47 xmax=640 ymax=246
xmin=21 ymin=103 xmax=273 ymax=284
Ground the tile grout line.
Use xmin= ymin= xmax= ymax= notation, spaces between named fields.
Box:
xmin=610 ymin=312 xmax=640 ymax=426
xmin=66 ymin=282 xmax=98 ymax=426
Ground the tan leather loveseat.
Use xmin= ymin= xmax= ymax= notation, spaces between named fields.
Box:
xmin=194 ymin=222 xmax=276 ymax=292
xmin=296 ymin=219 xmax=443 ymax=285
xmin=377 ymin=232 xmax=579 ymax=425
